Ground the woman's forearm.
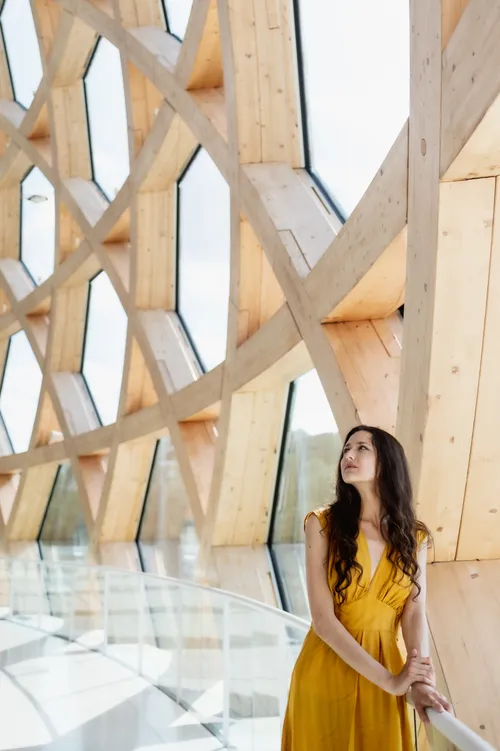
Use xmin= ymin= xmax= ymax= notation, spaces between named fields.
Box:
xmin=402 ymin=609 xmax=429 ymax=657
xmin=313 ymin=614 xmax=392 ymax=691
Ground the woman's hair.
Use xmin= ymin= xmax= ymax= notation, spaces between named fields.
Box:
xmin=323 ymin=425 xmax=430 ymax=604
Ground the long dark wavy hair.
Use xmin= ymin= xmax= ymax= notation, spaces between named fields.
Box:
xmin=323 ymin=425 xmax=430 ymax=604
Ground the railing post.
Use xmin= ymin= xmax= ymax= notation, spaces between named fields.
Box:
xmin=103 ymin=570 xmax=109 ymax=655
xmin=278 ymin=622 xmax=289 ymax=727
xmin=175 ymin=585 xmax=183 ymax=704
xmin=69 ymin=569 xmax=77 ymax=642
xmin=137 ymin=576 xmax=145 ymax=676
xmin=8 ymin=560 xmax=14 ymax=617
xmin=222 ymin=598 xmax=231 ymax=747
xmin=37 ymin=562 xmax=44 ymax=630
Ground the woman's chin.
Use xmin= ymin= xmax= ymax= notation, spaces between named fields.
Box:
xmin=342 ymin=475 xmax=356 ymax=485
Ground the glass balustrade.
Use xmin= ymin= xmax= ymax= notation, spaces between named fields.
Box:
xmin=0 ymin=558 xmax=493 ymax=751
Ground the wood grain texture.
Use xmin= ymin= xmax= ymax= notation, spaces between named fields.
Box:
xmin=427 ymin=560 xmax=500 ymax=748
xmin=0 ymin=0 xmax=498 ymax=588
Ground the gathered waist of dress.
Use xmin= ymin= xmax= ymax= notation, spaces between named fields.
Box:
xmin=335 ymin=598 xmax=399 ymax=634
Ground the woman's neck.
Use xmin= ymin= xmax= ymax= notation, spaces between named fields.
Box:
xmin=357 ymin=484 xmax=382 ymax=526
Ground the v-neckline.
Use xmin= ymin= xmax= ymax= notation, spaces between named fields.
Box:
xmin=359 ymin=527 xmax=387 ymax=587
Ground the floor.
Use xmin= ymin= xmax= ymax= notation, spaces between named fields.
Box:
xmin=0 ymin=619 xmax=225 ymax=751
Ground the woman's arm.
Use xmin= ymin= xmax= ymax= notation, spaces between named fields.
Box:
xmin=401 ymin=541 xmax=431 ymax=659
xmin=305 ymin=515 xmax=431 ymax=695
xmin=401 ymin=540 xmax=452 ymax=722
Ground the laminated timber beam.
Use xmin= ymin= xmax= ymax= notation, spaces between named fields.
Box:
xmin=0 ymin=0 xmax=499 ymax=567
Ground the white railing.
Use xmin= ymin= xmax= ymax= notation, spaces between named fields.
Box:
xmin=0 ymin=557 xmax=494 ymax=751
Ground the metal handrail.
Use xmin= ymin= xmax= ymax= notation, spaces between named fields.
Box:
xmin=0 ymin=557 xmax=495 ymax=751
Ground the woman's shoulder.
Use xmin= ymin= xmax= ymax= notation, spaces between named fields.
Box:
xmin=304 ymin=505 xmax=330 ymax=532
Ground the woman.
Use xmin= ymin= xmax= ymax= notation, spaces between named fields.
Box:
xmin=281 ymin=425 xmax=451 ymax=750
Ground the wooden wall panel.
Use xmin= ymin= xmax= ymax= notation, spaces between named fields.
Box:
xmin=6 ymin=464 xmax=59 ymax=540
xmin=0 ymin=0 xmax=499 ymax=609
xmin=427 ymin=560 xmax=500 ymax=748
xmin=94 ymin=435 xmax=156 ymax=541
xmin=458 ymin=177 xmax=500 ymax=559
xmin=210 ymin=387 xmax=288 ymax=547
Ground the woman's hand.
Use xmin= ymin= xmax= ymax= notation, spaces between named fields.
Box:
xmin=410 ymin=682 xmax=452 ymax=724
xmin=385 ymin=648 xmax=435 ymax=696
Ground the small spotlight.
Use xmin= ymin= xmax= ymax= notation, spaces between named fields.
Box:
xmin=25 ymin=194 xmax=48 ymax=203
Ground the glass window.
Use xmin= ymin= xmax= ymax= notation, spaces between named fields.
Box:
xmin=270 ymin=370 xmax=342 ymax=618
xmin=39 ymin=464 xmax=89 ymax=547
xmin=84 ymin=38 xmax=130 ymax=200
xmin=82 ymin=272 xmax=127 ymax=426
xmin=0 ymin=0 xmax=43 ymax=109
xmin=162 ymin=0 xmax=193 ymax=40
xmin=138 ymin=435 xmax=198 ymax=580
xmin=296 ymin=0 xmax=409 ymax=218
xmin=21 ymin=168 xmax=56 ymax=285
xmin=178 ymin=148 xmax=230 ymax=371
xmin=0 ymin=331 xmax=43 ymax=453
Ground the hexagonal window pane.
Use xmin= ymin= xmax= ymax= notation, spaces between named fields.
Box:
xmin=296 ymin=0 xmax=409 ymax=218
xmin=162 ymin=0 xmax=193 ymax=40
xmin=82 ymin=272 xmax=127 ymax=426
xmin=39 ymin=464 xmax=89 ymax=552
xmin=0 ymin=0 xmax=43 ymax=109
xmin=21 ymin=168 xmax=56 ymax=285
xmin=84 ymin=38 xmax=130 ymax=200
xmin=178 ymin=148 xmax=230 ymax=371
xmin=139 ymin=435 xmax=198 ymax=578
xmin=270 ymin=369 xmax=342 ymax=618
xmin=0 ymin=331 xmax=43 ymax=453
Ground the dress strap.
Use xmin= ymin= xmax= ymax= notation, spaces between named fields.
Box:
xmin=304 ymin=507 xmax=329 ymax=532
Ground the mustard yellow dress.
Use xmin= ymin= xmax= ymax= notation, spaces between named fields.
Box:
xmin=282 ymin=507 xmax=416 ymax=751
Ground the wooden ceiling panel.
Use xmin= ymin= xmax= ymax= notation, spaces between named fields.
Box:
xmin=0 ymin=0 xmax=497 ymax=575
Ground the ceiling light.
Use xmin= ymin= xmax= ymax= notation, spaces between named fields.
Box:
xmin=25 ymin=194 xmax=48 ymax=203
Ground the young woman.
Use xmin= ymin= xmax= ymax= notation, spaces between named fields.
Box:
xmin=281 ymin=425 xmax=451 ymax=750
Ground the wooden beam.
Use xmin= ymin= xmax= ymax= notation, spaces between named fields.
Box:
xmin=210 ymin=387 xmax=287 ymax=546
xmin=305 ymin=125 xmax=409 ymax=321
xmin=93 ymin=435 xmax=156 ymax=541
xmin=326 ymin=229 xmax=406 ymax=322
xmin=237 ymin=215 xmax=285 ymax=345
xmin=32 ymin=0 xmax=63 ymax=61
xmin=240 ymin=163 xmax=358 ymax=435
xmin=6 ymin=463 xmax=59 ymax=540
xmin=398 ymin=0 xmax=493 ymax=561
xmin=116 ymin=0 xmax=163 ymax=29
xmin=176 ymin=0 xmax=223 ymax=90
xmin=325 ymin=316 xmax=402 ymax=434
xmin=458 ymin=177 xmax=500 ymax=560
xmin=441 ymin=0 xmax=500 ymax=176
xmin=224 ymin=0 xmax=302 ymax=165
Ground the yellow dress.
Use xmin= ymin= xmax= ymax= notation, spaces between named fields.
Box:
xmin=282 ymin=507 xmax=416 ymax=751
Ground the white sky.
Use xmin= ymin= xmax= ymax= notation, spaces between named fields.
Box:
xmin=85 ymin=39 xmax=130 ymax=200
xmin=164 ymin=0 xmax=193 ymax=39
xmin=1 ymin=0 xmax=43 ymax=109
xmin=0 ymin=331 xmax=43 ymax=453
xmin=298 ymin=0 xmax=409 ymax=217
xmin=82 ymin=272 xmax=128 ymax=426
xmin=291 ymin=369 xmax=340 ymax=437
xmin=21 ymin=168 xmax=56 ymax=284
xmin=178 ymin=148 xmax=230 ymax=371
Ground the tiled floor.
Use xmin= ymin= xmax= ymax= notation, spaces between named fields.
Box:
xmin=0 ymin=620 xmax=225 ymax=750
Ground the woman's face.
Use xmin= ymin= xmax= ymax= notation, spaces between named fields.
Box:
xmin=340 ymin=430 xmax=377 ymax=487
